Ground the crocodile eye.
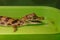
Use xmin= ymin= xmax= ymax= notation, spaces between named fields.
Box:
xmin=27 ymin=17 xmax=32 ymax=19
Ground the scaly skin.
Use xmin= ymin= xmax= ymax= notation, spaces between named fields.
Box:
xmin=0 ymin=13 xmax=44 ymax=32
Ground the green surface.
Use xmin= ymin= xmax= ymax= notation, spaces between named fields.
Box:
xmin=0 ymin=6 xmax=60 ymax=40
xmin=0 ymin=6 xmax=60 ymax=34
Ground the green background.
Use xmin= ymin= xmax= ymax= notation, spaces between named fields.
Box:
xmin=0 ymin=0 xmax=60 ymax=9
xmin=0 ymin=6 xmax=60 ymax=40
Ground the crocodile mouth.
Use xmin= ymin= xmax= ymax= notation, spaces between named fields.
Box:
xmin=31 ymin=20 xmax=41 ymax=23
xmin=28 ymin=20 xmax=43 ymax=24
